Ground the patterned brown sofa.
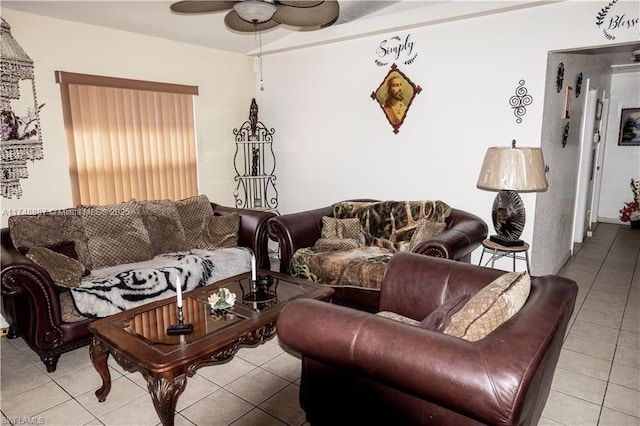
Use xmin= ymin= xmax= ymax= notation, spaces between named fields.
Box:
xmin=1 ymin=195 xmax=275 ymax=372
xmin=277 ymin=252 xmax=578 ymax=425
xmin=268 ymin=200 xmax=488 ymax=311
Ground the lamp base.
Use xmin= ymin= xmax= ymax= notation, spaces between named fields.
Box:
xmin=490 ymin=234 xmax=524 ymax=247
xmin=491 ymin=190 xmax=526 ymax=245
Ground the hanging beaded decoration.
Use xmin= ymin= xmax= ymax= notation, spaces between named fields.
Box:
xmin=1 ymin=18 xmax=44 ymax=199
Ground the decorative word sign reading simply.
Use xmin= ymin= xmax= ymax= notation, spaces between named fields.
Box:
xmin=374 ymin=34 xmax=418 ymax=67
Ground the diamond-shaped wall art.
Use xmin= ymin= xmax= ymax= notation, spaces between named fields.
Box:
xmin=371 ymin=63 xmax=421 ymax=134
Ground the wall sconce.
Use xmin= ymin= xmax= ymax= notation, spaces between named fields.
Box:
xmin=477 ymin=139 xmax=548 ymax=246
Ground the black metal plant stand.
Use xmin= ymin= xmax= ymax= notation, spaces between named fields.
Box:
xmin=233 ymin=99 xmax=278 ymax=213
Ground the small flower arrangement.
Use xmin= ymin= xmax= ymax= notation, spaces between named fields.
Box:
xmin=208 ymin=287 xmax=236 ymax=309
xmin=619 ymin=178 xmax=640 ymax=222
xmin=1 ymin=104 xmax=45 ymax=141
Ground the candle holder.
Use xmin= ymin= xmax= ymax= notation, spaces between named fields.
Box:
xmin=167 ymin=305 xmax=193 ymax=335
xmin=241 ymin=275 xmax=278 ymax=310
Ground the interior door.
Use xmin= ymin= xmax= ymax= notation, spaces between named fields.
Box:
xmin=589 ymin=94 xmax=610 ymax=233
xmin=573 ymin=82 xmax=599 ymax=243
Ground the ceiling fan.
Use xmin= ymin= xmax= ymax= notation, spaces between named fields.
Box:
xmin=170 ymin=0 xmax=340 ymax=32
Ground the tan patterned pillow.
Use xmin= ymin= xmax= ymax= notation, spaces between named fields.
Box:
xmin=9 ymin=211 xmax=93 ymax=269
xmin=79 ymin=201 xmax=154 ymax=269
xmin=444 ymin=271 xmax=531 ymax=341
xmin=139 ymin=200 xmax=188 ymax=255
xmin=175 ymin=194 xmax=213 ymax=249
xmin=409 ymin=219 xmax=447 ymax=251
xmin=317 ymin=217 xmax=361 ymax=249
xmin=376 ymin=311 xmax=421 ymax=326
xmin=199 ymin=212 xmax=239 ymax=250
xmin=26 ymin=246 xmax=85 ymax=288
xmin=320 ymin=217 xmax=361 ymax=239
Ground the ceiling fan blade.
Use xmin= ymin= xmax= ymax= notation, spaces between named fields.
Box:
xmin=273 ymin=0 xmax=339 ymax=27
xmin=224 ymin=10 xmax=280 ymax=32
xmin=170 ymin=1 xmax=237 ymax=14
xmin=277 ymin=1 xmax=323 ymax=7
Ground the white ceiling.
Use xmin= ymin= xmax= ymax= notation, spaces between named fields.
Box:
xmin=3 ymin=0 xmax=639 ymax=64
xmin=2 ymin=1 xmax=434 ymax=55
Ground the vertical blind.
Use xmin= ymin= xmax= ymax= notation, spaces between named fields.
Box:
xmin=56 ymin=71 xmax=199 ymax=206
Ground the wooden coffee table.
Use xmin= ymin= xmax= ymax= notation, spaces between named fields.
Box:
xmin=87 ymin=270 xmax=333 ymax=426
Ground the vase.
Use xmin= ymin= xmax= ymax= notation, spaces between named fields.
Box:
xmin=631 ymin=220 xmax=640 ymax=229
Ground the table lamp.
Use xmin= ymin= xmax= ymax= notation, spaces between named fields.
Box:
xmin=477 ymin=139 xmax=547 ymax=247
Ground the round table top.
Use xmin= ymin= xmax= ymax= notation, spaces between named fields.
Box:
xmin=482 ymin=239 xmax=529 ymax=252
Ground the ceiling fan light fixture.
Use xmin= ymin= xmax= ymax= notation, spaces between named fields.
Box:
xmin=233 ymin=1 xmax=277 ymax=23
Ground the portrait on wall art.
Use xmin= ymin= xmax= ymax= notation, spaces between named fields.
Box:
xmin=371 ymin=64 xmax=421 ymax=134
xmin=618 ymin=108 xmax=640 ymax=146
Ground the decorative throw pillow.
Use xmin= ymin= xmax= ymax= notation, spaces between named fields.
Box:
xmin=26 ymin=246 xmax=86 ymax=288
xmin=9 ymin=212 xmax=93 ymax=269
xmin=79 ymin=200 xmax=154 ymax=269
xmin=175 ymin=194 xmax=213 ymax=249
xmin=139 ymin=200 xmax=188 ymax=255
xmin=18 ymin=241 xmax=90 ymax=277
xmin=444 ymin=271 xmax=531 ymax=342
xmin=409 ymin=219 xmax=447 ymax=251
xmin=376 ymin=311 xmax=421 ymax=326
xmin=420 ymin=294 xmax=471 ymax=332
xmin=199 ymin=212 xmax=239 ymax=250
xmin=320 ymin=216 xmax=361 ymax=239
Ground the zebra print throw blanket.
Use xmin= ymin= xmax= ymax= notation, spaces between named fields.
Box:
xmin=70 ymin=248 xmax=252 ymax=318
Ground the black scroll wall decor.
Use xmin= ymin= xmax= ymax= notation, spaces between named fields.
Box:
xmin=556 ymin=63 xmax=564 ymax=93
xmin=562 ymin=122 xmax=570 ymax=148
xmin=575 ymin=73 xmax=583 ymax=97
xmin=509 ymin=80 xmax=533 ymax=124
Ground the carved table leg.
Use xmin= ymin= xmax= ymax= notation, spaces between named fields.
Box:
xmin=89 ymin=337 xmax=111 ymax=402
xmin=147 ymin=374 xmax=188 ymax=426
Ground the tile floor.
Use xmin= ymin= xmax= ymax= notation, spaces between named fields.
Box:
xmin=1 ymin=223 xmax=638 ymax=425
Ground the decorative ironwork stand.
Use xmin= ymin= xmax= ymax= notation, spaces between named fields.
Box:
xmin=233 ymin=99 xmax=278 ymax=213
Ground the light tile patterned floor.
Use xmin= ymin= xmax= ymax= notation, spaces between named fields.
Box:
xmin=1 ymin=223 xmax=638 ymax=425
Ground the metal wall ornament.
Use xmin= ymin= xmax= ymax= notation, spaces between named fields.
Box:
xmin=371 ymin=63 xmax=421 ymax=134
xmin=556 ymin=63 xmax=564 ymax=93
xmin=1 ymin=18 xmax=44 ymax=199
xmin=575 ymin=73 xmax=583 ymax=97
xmin=562 ymin=122 xmax=570 ymax=148
xmin=509 ymin=80 xmax=533 ymax=124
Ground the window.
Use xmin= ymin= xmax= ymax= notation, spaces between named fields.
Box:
xmin=56 ymin=71 xmax=199 ymax=206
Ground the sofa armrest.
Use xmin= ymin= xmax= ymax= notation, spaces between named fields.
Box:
xmin=212 ymin=204 xmax=276 ymax=269
xmin=1 ymin=228 xmax=66 ymax=348
xmin=412 ymin=208 xmax=488 ymax=261
xmin=267 ymin=205 xmax=333 ymax=273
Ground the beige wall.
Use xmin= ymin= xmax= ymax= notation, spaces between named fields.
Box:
xmin=254 ymin=1 xmax=639 ymax=274
xmin=1 ymin=9 xmax=255 ymax=227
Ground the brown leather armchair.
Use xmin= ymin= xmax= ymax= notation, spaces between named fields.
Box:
xmin=277 ymin=252 xmax=578 ymax=426
xmin=1 ymin=203 xmax=274 ymax=372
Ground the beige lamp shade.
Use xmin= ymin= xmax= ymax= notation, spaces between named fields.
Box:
xmin=477 ymin=143 xmax=548 ymax=192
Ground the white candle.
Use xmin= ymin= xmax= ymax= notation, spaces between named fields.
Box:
xmin=176 ymin=275 xmax=183 ymax=308
xmin=251 ymin=253 xmax=257 ymax=282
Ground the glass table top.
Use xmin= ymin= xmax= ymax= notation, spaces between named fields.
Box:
xmin=114 ymin=274 xmax=314 ymax=346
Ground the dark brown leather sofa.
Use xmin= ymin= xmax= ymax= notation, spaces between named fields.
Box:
xmin=277 ymin=252 xmax=578 ymax=426
xmin=268 ymin=200 xmax=488 ymax=310
xmin=0 ymin=203 xmax=274 ymax=372
xmin=269 ymin=201 xmax=488 ymax=274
